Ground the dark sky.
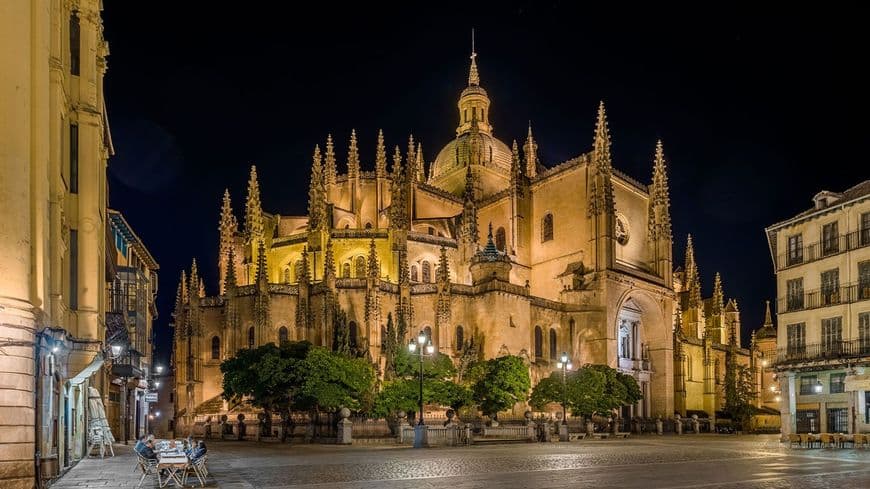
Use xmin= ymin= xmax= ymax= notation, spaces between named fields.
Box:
xmin=101 ymin=3 xmax=869 ymax=365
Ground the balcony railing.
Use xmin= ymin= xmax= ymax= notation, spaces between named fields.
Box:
xmin=774 ymin=339 xmax=870 ymax=365
xmin=775 ymin=229 xmax=870 ymax=271
xmin=777 ymin=282 xmax=870 ymax=313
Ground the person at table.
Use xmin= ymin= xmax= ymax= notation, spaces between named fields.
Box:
xmin=133 ymin=435 xmax=148 ymax=455
xmin=191 ymin=441 xmax=207 ymax=462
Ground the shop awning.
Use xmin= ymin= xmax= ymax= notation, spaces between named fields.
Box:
xmin=69 ymin=355 xmax=104 ymax=385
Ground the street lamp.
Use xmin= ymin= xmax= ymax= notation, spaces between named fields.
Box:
xmin=408 ymin=330 xmax=436 ymax=427
xmin=814 ymin=380 xmax=823 ymax=394
xmin=155 ymin=365 xmax=164 ymax=374
xmin=555 ymin=352 xmax=573 ymax=425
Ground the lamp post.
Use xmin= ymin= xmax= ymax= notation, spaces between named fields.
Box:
xmin=555 ymin=352 xmax=573 ymax=426
xmin=408 ymin=330 xmax=435 ymax=448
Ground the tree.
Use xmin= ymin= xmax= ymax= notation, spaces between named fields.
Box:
xmin=296 ymin=346 xmax=375 ymax=413
xmin=221 ymin=341 xmax=311 ymax=416
xmin=332 ymin=309 xmax=351 ymax=356
xmin=529 ymin=364 xmax=642 ymax=418
xmin=471 ymin=355 xmax=530 ymax=419
xmin=382 ymin=313 xmax=398 ymax=378
xmin=371 ymin=349 xmax=472 ymax=419
xmin=723 ymin=360 xmax=757 ymax=430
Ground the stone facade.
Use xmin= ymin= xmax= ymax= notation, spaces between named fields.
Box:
xmin=0 ymin=1 xmax=112 ymax=486
xmin=766 ymin=181 xmax=870 ymax=436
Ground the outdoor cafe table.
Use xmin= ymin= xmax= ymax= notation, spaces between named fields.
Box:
xmin=157 ymin=451 xmax=189 ymax=488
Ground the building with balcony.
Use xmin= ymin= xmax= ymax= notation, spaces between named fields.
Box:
xmin=1 ymin=1 xmax=115 ymax=485
xmin=766 ymin=180 xmax=870 ymax=436
xmin=106 ymin=210 xmax=159 ymax=443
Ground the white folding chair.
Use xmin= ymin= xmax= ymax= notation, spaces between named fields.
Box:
xmin=136 ymin=455 xmax=161 ymax=489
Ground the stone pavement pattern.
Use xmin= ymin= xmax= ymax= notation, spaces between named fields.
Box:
xmin=52 ymin=435 xmax=870 ymax=488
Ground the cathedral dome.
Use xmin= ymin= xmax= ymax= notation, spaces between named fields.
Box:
xmin=428 ymin=48 xmax=513 ymax=197
xmin=430 ymin=132 xmax=513 ymax=194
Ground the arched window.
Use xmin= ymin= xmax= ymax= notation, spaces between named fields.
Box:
xmin=349 ymin=321 xmax=358 ymax=350
xmin=542 ymin=214 xmax=554 ymax=242
xmin=410 ymin=265 xmax=418 ymax=282
xmin=455 ymin=325 xmax=464 ymax=351
xmin=428 ymin=227 xmax=435 ymax=236
xmin=295 ymin=260 xmax=304 ymax=282
xmin=495 ymin=227 xmax=506 ymax=252
xmin=424 ymin=326 xmax=433 ymax=345
xmin=279 ymin=326 xmax=288 ymax=344
xmin=365 ymin=222 xmax=373 ymax=229
xmin=355 ymin=256 xmax=366 ymax=277
xmin=421 ymin=261 xmax=431 ymax=283
xmin=248 ymin=326 xmax=255 ymax=349
xmin=283 ymin=267 xmax=291 ymax=284
xmin=549 ymin=328 xmax=558 ymax=361
xmin=211 ymin=336 xmax=220 ymax=360
xmin=534 ymin=326 xmax=543 ymax=358
xmin=342 ymin=262 xmax=351 ymax=278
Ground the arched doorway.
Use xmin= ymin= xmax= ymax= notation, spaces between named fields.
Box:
xmin=613 ymin=292 xmax=671 ymax=420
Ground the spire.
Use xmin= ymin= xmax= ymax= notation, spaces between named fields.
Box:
xmin=389 ymin=146 xmax=408 ymax=230
xmin=308 ymin=145 xmax=326 ymax=231
xmin=347 ymin=129 xmax=360 ymax=178
xmin=324 ymin=134 xmax=337 ymax=185
xmin=255 ymin=239 xmax=268 ymax=285
xmin=188 ymin=258 xmax=199 ymax=300
xmin=175 ymin=270 xmax=187 ymax=309
xmin=437 ymin=245 xmax=450 ymax=283
xmin=375 ymin=129 xmax=387 ymax=178
xmin=588 ymin=101 xmax=615 ymax=218
xmin=219 ymin=189 xmax=238 ymax=255
xmin=468 ymin=29 xmax=479 ymax=86
xmin=479 ymin=222 xmax=501 ymax=261
xmin=763 ymin=300 xmax=773 ymax=327
xmin=648 ymin=140 xmax=672 ymax=241
xmin=225 ymin=246 xmax=237 ymax=288
xmin=685 ymin=234 xmax=701 ymax=307
xmin=712 ymin=272 xmax=724 ymax=315
xmin=523 ymin=122 xmax=538 ymax=178
xmin=415 ymin=143 xmax=425 ymax=183
xmin=198 ymin=277 xmax=205 ymax=298
xmin=405 ymin=135 xmax=417 ymax=183
xmin=244 ymin=166 xmax=264 ymax=241
xmin=323 ymin=238 xmax=335 ymax=280
xmin=367 ymin=239 xmax=379 ymax=279
xmin=511 ymin=139 xmax=521 ymax=190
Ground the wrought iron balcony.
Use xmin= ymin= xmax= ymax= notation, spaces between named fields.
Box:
xmin=775 ymin=230 xmax=870 ymax=271
xmin=777 ymin=282 xmax=870 ymax=313
xmin=774 ymin=339 xmax=870 ymax=366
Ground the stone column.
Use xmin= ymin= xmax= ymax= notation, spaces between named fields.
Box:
xmin=0 ymin=2 xmax=41 ymax=487
xmin=780 ymin=373 xmax=796 ymax=440
xmin=336 ymin=408 xmax=352 ymax=445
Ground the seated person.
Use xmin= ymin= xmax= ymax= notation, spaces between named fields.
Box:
xmin=191 ymin=441 xmax=207 ymax=462
xmin=139 ymin=438 xmax=158 ymax=461
xmin=133 ymin=435 xmax=148 ymax=456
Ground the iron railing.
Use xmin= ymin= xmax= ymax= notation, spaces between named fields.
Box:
xmin=778 ymin=282 xmax=870 ymax=313
xmin=774 ymin=339 xmax=870 ymax=365
xmin=775 ymin=229 xmax=870 ymax=271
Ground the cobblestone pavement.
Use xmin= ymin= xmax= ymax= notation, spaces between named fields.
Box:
xmin=52 ymin=435 xmax=870 ymax=488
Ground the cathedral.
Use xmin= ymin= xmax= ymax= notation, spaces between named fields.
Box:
xmin=172 ymin=47 xmax=763 ymax=427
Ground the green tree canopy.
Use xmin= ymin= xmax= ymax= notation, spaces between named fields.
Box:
xmin=471 ymin=355 xmax=531 ymax=417
xmin=372 ymin=348 xmax=473 ymax=418
xmin=220 ymin=341 xmax=311 ymax=413
xmin=530 ymin=364 xmax=642 ymax=417
xmin=296 ymin=346 xmax=376 ymax=412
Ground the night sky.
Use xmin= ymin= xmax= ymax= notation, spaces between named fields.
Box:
xmin=101 ymin=3 xmax=868 ymax=366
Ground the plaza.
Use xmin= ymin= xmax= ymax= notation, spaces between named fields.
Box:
xmin=53 ymin=436 xmax=870 ymax=488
